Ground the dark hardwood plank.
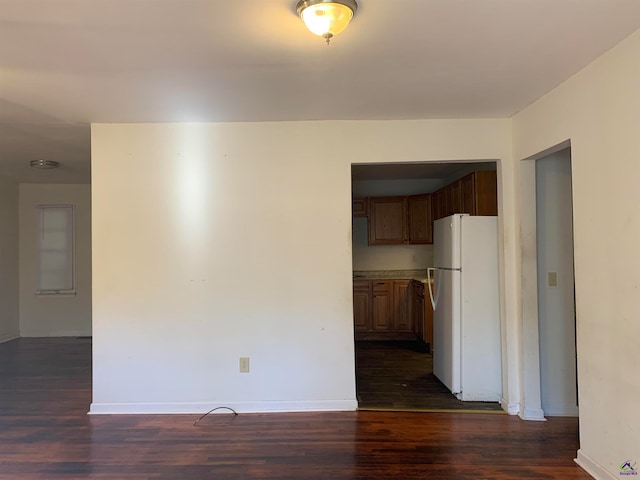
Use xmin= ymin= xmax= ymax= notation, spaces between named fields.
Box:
xmin=356 ymin=340 xmax=503 ymax=411
xmin=0 ymin=338 xmax=591 ymax=479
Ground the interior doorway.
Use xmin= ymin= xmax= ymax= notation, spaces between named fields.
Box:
xmin=535 ymin=147 xmax=578 ymax=416
xmin=350 ymin=161 xmax=502 ymax=412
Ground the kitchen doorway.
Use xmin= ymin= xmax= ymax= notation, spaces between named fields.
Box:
xmin=351 ymin=161 xmax=502 ymax=412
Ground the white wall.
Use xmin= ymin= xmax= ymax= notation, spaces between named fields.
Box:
xmin=513 ymin=29 xmax=640 ymax=480
xmin=91 ymin=119 xmax=513 ymax=414
xmin=19 ymin=184 xmax=92 ymax=337
xmin=536 ymin=149 xmax=577 ymax=417
xmin=0 ymin=176 xmax=19 ymax=343
xmin=352 ymin=179 xmax=440 ymax=271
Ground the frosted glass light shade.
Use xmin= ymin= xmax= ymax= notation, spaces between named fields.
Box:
xmin=297 ymin=0 xmax=357 ymax=43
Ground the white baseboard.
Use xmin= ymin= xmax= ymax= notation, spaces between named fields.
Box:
xmin=500 ymin=398 xmax=520 ymax=415
xmin=544 ymin=406 xmax=579 ymax=417
xmin=0 ymin=333 xmax=19 ymax=344
xmin=20 ymin=331 xmax=91 ymax=338
xmin=518 ymin=406 xmax=546 ymax=421
xmin=575 ymin=450 xmax=617 ymax=479
xmin=89 ymin=399 xmax=359 ymax=415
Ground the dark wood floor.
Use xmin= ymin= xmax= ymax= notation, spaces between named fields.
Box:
xmin=355 ymin=340 xmax=503 ymax=411
xmin=0 ymin=338 xmax=592 ymax=479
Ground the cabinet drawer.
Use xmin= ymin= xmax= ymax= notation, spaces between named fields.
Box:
xmin=353 ymin=280 xmax=371 ymax=291
xmin=372 ymin=280 xmax=392 ymax=292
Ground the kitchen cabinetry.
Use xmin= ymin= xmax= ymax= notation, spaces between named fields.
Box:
xmin=407 ymin=194 xmax=432 ymax=244
xmin=411 ymin=280 xmax=434 ymax=350
xmin=353 ymin=280 xmax=371 ymax=332
xmin=354 ymin=279 xmax=413 ymax=340
xmin=372 ymin=281 xmax=393 ymax=331
xmin=431 ymin=170 xmax=497 ymax=221
xmin=355 ymin=170 xmax=495 ymax=245
xmin=463 ymin=170 xmax=498 ymax=216
xmin=352 ymin=197 xmax=368 ymax=217
xmin=431 ymin=188 xmax=448 ymax=223
xmin=368 ymin=195 xmax=432 ymax=245
xmin=393 ymin=280 xmax=411 ymax=331
xmin=368 ymin=197 xmax=407 ymax=245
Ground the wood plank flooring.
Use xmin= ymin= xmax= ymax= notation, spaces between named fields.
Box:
xmin=356 ymin=340 xmax=502 ymax=411
xmin=0 ymin=338 xmax=592 ymax=479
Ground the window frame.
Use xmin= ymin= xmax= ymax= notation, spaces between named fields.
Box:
xmin=35 ymin=204 xmax=76 ymax=296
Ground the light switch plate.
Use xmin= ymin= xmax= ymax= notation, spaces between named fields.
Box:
xmin=239 ymin=357 xmax=250 ymax=373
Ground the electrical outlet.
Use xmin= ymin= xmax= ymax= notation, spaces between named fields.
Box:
xmin=239 ymin=357 xmax=250 ymax=373
xmin=548 ymin=272 xmax=558 ymax=287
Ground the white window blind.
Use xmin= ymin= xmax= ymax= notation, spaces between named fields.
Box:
xmin=37 ymin=205 xmax=74 ymax=293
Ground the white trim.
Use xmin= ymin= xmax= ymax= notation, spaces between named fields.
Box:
xmin=500 ymin=398 xmax=520 ymax=415
xmin=0 ymin=333 xmax=19 ymax=344
xmin=518 ymin=406 xmax=546 ymax=421
xmin=89 ymin=399 xmax=359 ymax=415
xmin=575 ymin=450 xmax=617 ymax=480
xmin=20 ymin=331 xmax=91 ymax=338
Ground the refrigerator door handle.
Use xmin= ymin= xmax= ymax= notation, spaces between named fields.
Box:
xmin=427 ymin=267 xmax=438 ymax=310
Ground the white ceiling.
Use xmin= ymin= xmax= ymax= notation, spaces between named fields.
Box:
xmin=2 ymin=0 xmax=640 ymax=183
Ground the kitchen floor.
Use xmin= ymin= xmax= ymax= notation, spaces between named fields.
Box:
xmin=355 ymin=340 xmax=503 ymax=412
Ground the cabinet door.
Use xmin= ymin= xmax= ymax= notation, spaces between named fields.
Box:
xmin=407 ymin=194 xmax=432 ymax=244
xmin=393 ymin=280 xmax=411 ymax=331
xmin=431 ymin=188 xmax=447 ymax=221
xmin=368 ymin=197 xmax=407 ymax=245
xmin=372 ymin=281 xmax=393 ymax=331
xmin=475 ymin=170 xmax=498 ymax=216
xmin=461 ymin=173 xmax=476 ymax=214
xmin=412 ymin=282 xmax=425 ymax=341
xmin=353 ymin=290 xmax=371 ymax=331
xmin=372 ymin=291 xmax=392 ymax=331
xmin=460 ymin=171 xmax=497 ymax=216
xmin=448 ymin=180 xmax=463 ymax=214
xmin=352 ymin=197 xmax=368 ymax=217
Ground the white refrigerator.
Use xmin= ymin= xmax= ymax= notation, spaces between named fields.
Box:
xmin=427 ymin=214 xmax=502 ymax=402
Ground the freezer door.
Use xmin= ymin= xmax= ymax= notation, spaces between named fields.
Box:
xmin=432 ymin=268 xmax=461 ymax=394
xmin=433 ymin=215 xmax=464 ymax=269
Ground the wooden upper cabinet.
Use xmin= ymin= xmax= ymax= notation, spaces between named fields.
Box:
xmin=448 ymin=180 xmax=463 ymax=215
xmin=407 ymin=194 xmax=432 ymax=244
xmin=460 ymin=173 xmax=476 ymax=215
xmin=352 ymin=197 xmax=368 ymax=217
xmin=368 ymin=197 xmax=408 ymax=245
xmin=461 ymin=171 xmax=497 ymax=216
xmin=474 ymin=170 xmax=498 ymax=216
xmin=431 ymin=188 xmax=448 ymax=221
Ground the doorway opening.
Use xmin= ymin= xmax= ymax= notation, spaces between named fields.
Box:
xmin=520 ymin=141 xmax=579 ymax=420
xmin=535 ymin=147 xmax=578 ymax=416
xmin=351 ymin=160 xmax=503 ymax=412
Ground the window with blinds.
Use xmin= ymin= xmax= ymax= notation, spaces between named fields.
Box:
xmin=36 ymin=205 xmax=75 ymax=294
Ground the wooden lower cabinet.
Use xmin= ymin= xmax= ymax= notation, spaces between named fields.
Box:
xmin=393 ymin=280 xmax=411 ymax=331
xmin=354 ymin=279 xmax=413 ymax=340
xmin=411 ymin=280 xmax=435 ymax=350
xmin=353 ymin=280 xmax=371 ymax=332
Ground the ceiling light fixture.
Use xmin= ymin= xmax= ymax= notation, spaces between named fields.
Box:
xmin=296 ymin=0 xmax=357 ymax=45
xmin=30 ymin=160 xmax=59 ymax=169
